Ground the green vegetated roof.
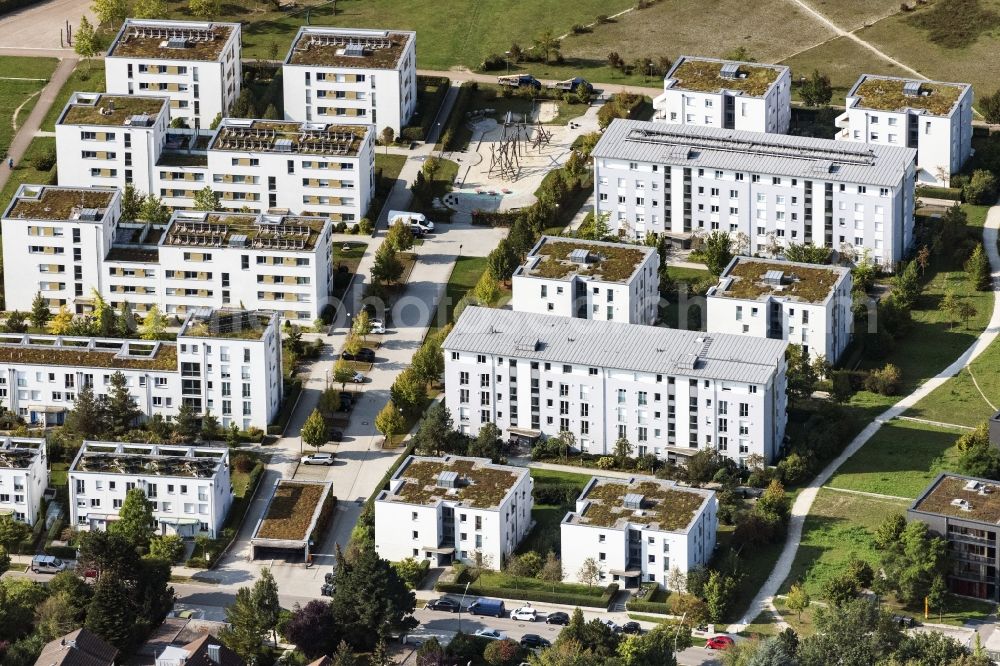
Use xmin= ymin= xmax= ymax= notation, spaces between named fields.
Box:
xmin=257 ymin=482 xmax=327 ymax=540
xmin=670 ymin=59 xmax=780 ymax=96
xmin=914 ymin=475 xmax=1000 ymax=524
xmin=530 ymin=240 xmax=648 ymax=283
xmin=287 ymin=30 xmax=411 ymax=68
xmin=109 ymin=23 xmax=235 ymax=61
xmin=0 ymin=341 xmax=177 ymax=371
xmin=74 ymin=452 xmax=221 ymax=477
xmin=718 ymin=260 xmax=843 ymax=304
xmin=7 ymin=188 xmax=114 ymax=221
xmin=181 ymin=310 xmax=270 ymax=340
xmin=61 ymin=95 xmax=166 ymax=126
xmin=579 ymin=480 xmax=706 ymax=531
xmin=0 ymin=442 xmax=42 ymax=469
xmin=853 ymin=77 xmax=964 ymax=116
xmin=391 ymin=458 xmax=521 ymax=509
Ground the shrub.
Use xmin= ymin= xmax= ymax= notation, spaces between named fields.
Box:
xmin=571 ymin=23 xmax=589 ymax=34
xmin=358 ymin=218 xmax=374 ymax=235
xmin=232 ymin=453 xmax=254 ymax=473
xmin=32 ymin=146 xmax=57 ymax=171
xmin=435 ymin=581 xmax=618 ymax=608
xmin=963 ymin=169 xmax=999 ymax=205
xmin=480 ymin=53 xmax=506 ymax=71
xmin=400 ymin=126 xmax=424 ymax=142
xmin=596 ymin=14 xmax=611 ymax=23
xmin=864 ymin=363 xmax=902 ymax=395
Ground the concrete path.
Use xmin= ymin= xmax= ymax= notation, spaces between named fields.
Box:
xmin=526 ymin=460 xmax=637 ymax=480
xmin=0 ymin=55 xmax=76 ymax=194
xmin=417 ymin=68 xmax=661 ymax=99
xmin=729 ymin=201 xmax=1000 ymax=632
xmin=895 ymin=415 xmax=974 ymax=430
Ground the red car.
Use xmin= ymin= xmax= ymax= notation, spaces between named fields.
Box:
xmin=705 ymin=635 xmax=735 ymax=650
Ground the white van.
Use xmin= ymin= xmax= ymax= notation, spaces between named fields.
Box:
xmin=388 ymin=210 xmax=434 ymax=232
xmin=31 ymin=555 xmax=67 ymax=574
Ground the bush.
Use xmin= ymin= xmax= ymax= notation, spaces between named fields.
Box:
xmin=480 ymin=53 xmax=506 ymax=71
xmin=533 ymin=483 xmax=580 ymax=505
xmin=864 ymin=363 xmax=902 ymax=395
xmin=597 ymin=93 xmax=646 ymax=129
xmin=435 ymin=581 xmax=618 ymax=608
xmin=32 ymin=145 xmax=57 ymax=171
xmin=963 ymin=169 xmax=999 ymax=205
xmin=358 ymin=218 xmax=374 ymax=235
xmin=232 ymin=453 xmax=254 ymax=473
xmin=400 ymin=126 xmax=424 ymax=142
xmin=916 ymin=185 xmax=962 ymax=201
xmin=186 ymin=556 xmax=209 ymax=568
xmin=44 ymin=544 xmax=77 ymax=559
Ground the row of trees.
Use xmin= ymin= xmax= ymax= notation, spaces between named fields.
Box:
xmin=10 ymin=294 xmax=170 ymax=341
xmin=375 ymin=325 xmax=448 ymax=443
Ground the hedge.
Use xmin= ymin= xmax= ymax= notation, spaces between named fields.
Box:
xmin=364 ymin=440 xmax=417 ymax=509
xmin=44 ymin=544 xmax=77 ymax=559
xmin=438 ymin=82 xmax=477 ymax=151
xmin=267 ymin=378 xmax=302 ymax=435
xmin=435 ymin=581 xmax=619 ymax=608
xmin=626 ymin=598 xmax=673 ymax=614
xmin=402 ymin=76 xmax=449 ymax=142
xmin=533 ymin=482 xmax=581 ymax=505
xmin=916 ymin=185 xmax=962 ymax=201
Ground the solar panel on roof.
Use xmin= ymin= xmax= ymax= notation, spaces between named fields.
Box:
xmin=903 ymin=80 xmax=923 ymax=96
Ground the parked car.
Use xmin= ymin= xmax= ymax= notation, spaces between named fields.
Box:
xmin=341 ymin=348 xmax=375 ymax=363
xmin=328 ymin=428 xmax=344 ymax=442
xmin=621 ymin=621 xmax=642 ymax=635
xmin=545 ymin=611 xmax=570 ymax=625
xmin=893 ymin=615 xmax=918 ymax=628
xmin=301 ymin=453 xmax=335 ymax=465
xmin=350 ymin=371 xmax=366 ymax=383
xmin=370 ymin=319 xmax=386 ymax=334
xmin=320 ymin=583 xmax=335 ymax=597
xmin=519 ymin=634 xmax=551 ymax=649
xmin=468 ymin=598 xmax=506 ymax=617
xmin=425 ymin=598 xmax=460 ymax=613
xmin=31 ymin=555 xmax=67 ymax=574
xmin=599 ymin=618 xmax=621 ymax=633
xmin=474 ymin=629 xmax=507 ymax=641
xmin=510 ymin=606 xmax=537 ymax=622
xmin=706 ymin=635 xmax=735 ymax=650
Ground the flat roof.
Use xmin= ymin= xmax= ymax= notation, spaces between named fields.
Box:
xmin=593 ymin=120 xmax=915 ymax=188
xmin=254 ymin=480 xmax=332 ymax=542
xmin=3 ymin=185 xmax=117 ymax=222
xmin=0 ymin=334 xmax=176 ymax=371
xmin=178 ymin=308 xmax=276 ymax=340
xmin=209 ymin=119 xmax=368 ymax=157
xmin=108 ymin=19 xmax=238 ymax=61
xmin=665 ymin=56 xmax=787 ymax=97
xmin=163 ymin=211 xmax=328 ymax=252
xmin=59 ymin=93 xmax=166 ymax=127
xmin=380 ymin=455 xmax=527 ymax=510
xmin=564 ymin=477 xmax=713 ymax=532
xmin=911 ymin=473 xmax=1000 ymax=525
xmin=516 ymin=236 xmax=653 ymax=283
xmin=0 ymin=438 xmax=45 ymax=470
xmin=445 ymin=307 xmax=787 ymax=385
xmin=286 ymin=27 xmax=413 ymax=69
xmin=70 ymin=441 xmax=227 ymax=478
xmin=848 ymin=74 xmax=970 ymax=117
xmin=711 ymin=257 xmax=849 ymax=304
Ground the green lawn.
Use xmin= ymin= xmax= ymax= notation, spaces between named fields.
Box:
xmin=0 ymin=136 xmax=56 ymax=212
xmin=434 ymin=255 xmax=487 ymax=332
xmin=464 ymin=84 xmax=590 ymax=126
xmin=49 ymin=462 xmax=69 ymax=487
xmin=0 ymin=56 xmax=58 ymax=80
xmin=716 ymin=524 xmax=788 ymax=623
xmin=477 ymin=569 xmax=606 ymax=597
xmin=907 ymin=335 xmax=1000 ymax=427
xmin=529 ymin=467 xmax=591 ymax=487
xmin=40 ymin=62 xmax=106 ymax=132
xmin=374 ymin=152 xmax=407 ymax=183
xmin=0 ymin=79 xmax=47 ymax=157
xmin=826 ymin=420 xmax=964 ymax=498
xmin=517 ymin=467 xmax=590 ymax=557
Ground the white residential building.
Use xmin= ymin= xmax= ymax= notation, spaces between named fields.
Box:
xmin=706 ymin=257 xmax=852 ymax=364
xmin=593 ymin=119 xmax=917 ymax=268
xmin=68 ymin=441 xmax=233 ymax=537
xmin=283 ymin=27 xmax=417 ymax=135
xmin=511 ymin=236 xmax=660 ymax=325
xmin=0 ymin=438 xmax=48 ymax=526
xmin=444 ymin=307 xmax=788 ymax=465
xmin=653 ymin=56 xmax=791 ymax=134
xmin=374 ymin=455 xmax=533 ymax=568
xmin=836 ymin=74 xmax=974 ymax=186
xmin=105 ymin=19 xmax=242 ymax=129
xmin=561 ymin=476 xmax=716 ymax=589
xmin=0 ymin=309 xmax=282 ymax=430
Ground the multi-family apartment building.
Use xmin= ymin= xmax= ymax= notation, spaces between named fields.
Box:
xmin=561 ymin=476 xmax=716 ymax=589
xmin=374 ymin=455 xmax=533 ymax=568
xmin=653 ymin=56 xmax=791 ymax=134
xmin=68 ymin=440 xmax=233 ymax=537
xmin=592 ymin=119 xmax=917 ymax=268
xmin=0 ymin=438 xmax=48 ymax=526
xmin=105 ymin=19 xmax=242 ymax=129
xmin=511 ymin=236 xmax=660 ymax=325
xmin=282 ymin=27 xmax=417 ymax=134
xmin=0 ymin=309 xmax=281 ymax=430
xmin=443 ymin=307 xmax=788 ymax=465
xmin=836 ymin=75 xmax=973 ymax=186
xmin=706 ymin=257 xmax=852 ymax=364
xmin=908 ymin=473 xmax=1000 ymax=602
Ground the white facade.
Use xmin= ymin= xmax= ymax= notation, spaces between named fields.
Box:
xmin=511 ymin=236 xmax=660 ymax=325
xmin=706 ymin=257 xmax=853 ymax=364
xmin=653 ymin=56 xmax=791 ymax=134
xmin=105 ymin=19 xmax=242 ymax=129
xmin=0 ymin=309 xmax=281 ymax=430
xmin=374 ymin=455 xmax=534 ymax=568
xmin=444 ymin=307 xmax=788 ymax=465
xmin=68 ymin=441 xmax=233 ymax=537
xmin=593 ymin=120 xmax=917 ymax=269
xmin=283 ymin=27 xmax=417 ymax=135
xmin=561 ymin=476 xmax=716 ymax=589
xmin=0 ymin=438 xmax=48 ymax=526
xmin=836 ymin=75 xmax=973 ymax=186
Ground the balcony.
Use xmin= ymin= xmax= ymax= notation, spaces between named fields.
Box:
xmin=835 ymin=111 xmax=850 ymax=130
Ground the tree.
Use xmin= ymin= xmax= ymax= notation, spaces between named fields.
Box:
xmin=0 ymin=516 xmax=30 ymax=554
xmin=539 ymin=552 xmax=564 ymax=591
xmin=301 ymin=408 xmax=328 ymax=451
xmin=74 ymin=16 xmax=99 ymax=59
xmin=286 ymin=600 xmax=339 ymax=658
xmin=109 ymin=487 xmax=155 ymax=551
xmin=880 ymin=521 xmax=949 ymax=606
xmin=85 ymin=577 xmax=133 ymax=650
xmin=895 ymin=630 xmax=972 ymax=665
xmin=371 ymin=245 xmax=404 ymax=286
xmin=612 ymin=436 xmax=633 ymax=466
xmin=965 ymin=243 xmax=992 ymax=291
xmin=703 ymin=570 xmax=735 ymax=623
xmin=139 ymin=194 xmax=170 ymax=225
xmin=148 ymin=534 xmax=185 ymax=563
xmin=91 ymin=0 xmax=128 ymax=26
xmin=958 ymin=299 xmax=979 ymax=328
xmin=121 ymin=184 xmax=145 ymax=221
xmin=193 ymin=186 xmax=220 ymax=211
xmin=352 ymin=310 xmax=373 ymax=341
xmin=253 ymin=568 xmax=282 ymax=644
xmin=380 ymin=127 xmax=395 ymax=150
xmin=468 ymin=422 xmax=502 ymax=461
xmin=413 ymin=403 xmax=453 ymax=456
xmin=48 ymin=305 xmax=73 ymax=334
xmin=928 ymin=574 xmax=948 ymax=622
xmin=486 ymin=242 xmax=519 ymax=282
xmin=942 ymin=290 xmax=960 ymax=329
xmin=411 ymin=337 xmax=445 ymax=386
xmin=30 ymin=292 xmax=51 ymax=329
xmin=333 ymin=359 xmax=355 ymax=390
xmin=174 ymin=402 xmax=200 ymax=441
xmin=874 ymin=512 xmax=907 ymax=549
xmin=484 ymin=639 xmax=522 ymax=666
xmin=201 ymin=410 xmax=219 ymax=441
xmin=385 ymin=220 xmax=414 ymax=252
xmin=188 ymin=0 xmax=221 ymax=18
xmin=131 ymin=0 xmax=166 ymax=18
xmin=221 ymin=585 xmax=270 ymax=664
xmin=616 ymin=623 xmax=679 ymax=666
xmin=105 ymin=371 xmax=141 ymax=435
xmin=64 ymin=385 xmax=105 ymax=439
xmin=140 ymin=304 xmax=168 ymax=340
xmin=981 ymin=89 xmax=1000 ymax=124
xmin=474 ymin=271 xmax=502 ymax=306
xmin=963 ymin=169 xmax=999 ymax=205
xmin=784 ymin=242 xmax=831 ymax=264
xmin=800 ymin=70 xmax=833 ymax=107
xmin=375 ymin=401 xmax=405 ymax=446
xmin=891 ymin=260 xmax=921 ymax=309
xmin=532 ymin=30 xmax=561 ymax=63
xmin=332 ymin=640 xmax=358 ymax=666
xmin=786 ymin=583 xmax=810 ymax=621
xmin=577 ymin=557 xmax=602 ymax=587
xmin=798 ymin=598 xmax=902 ymax=666
xmin=390 ymin=369 xmax=427 ymax=417
xmin=36 ymin=591 xmax=82 ymax=640
xmin=702 ymin=231 xmax=733 ymax=276
xmin=2 ymin=311 xmax=27 ymax=334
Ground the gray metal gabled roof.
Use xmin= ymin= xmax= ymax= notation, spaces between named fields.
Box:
xmin=444 ymin=307 xmax=787 ymax=385
xmin=593 ymin=120 xmax=915 ymax=187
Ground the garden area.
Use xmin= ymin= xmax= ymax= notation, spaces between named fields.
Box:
xmin=329 ymin=241 xmax=367 ymax=303
xmin=517 ymin=467 xmax=590 ymax=557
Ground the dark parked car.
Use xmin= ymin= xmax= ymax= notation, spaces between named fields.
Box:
xmin=893 ymin=615 xmax=917 ymax=628
xmin=320 ymin=583 xmax=335 ymax=597
xmin=519 ymin=634 xmax=551 ymax=649
xmin=621 ymin=621 xmax=642 ymax=635
xmin=425 ymin=598 xmax=460 ymax=613
xmin=545 ymin=611 xmax=570 ymax=625
xmin=341 ymin=348 xmax=375 ymax=363
xmin=328 ymin=428 xmax=343 ymax=442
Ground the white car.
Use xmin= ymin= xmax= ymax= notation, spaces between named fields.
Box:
xmin=370 ymin=319 xmax=386 ymax=334
xmin=474 ymin=628 xmax=507 ymax=641
xmin=599 ymin=618 xmax=621 ymax=633
xmin=301 ymin=453 xmax=335 ymax=465
xmin=510 ymin=606 xmax=537 ymax=622
xmin=351 ymin=371 xmax=366 ymax=383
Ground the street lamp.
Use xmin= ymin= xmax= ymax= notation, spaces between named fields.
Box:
xmin=458 ymin=581 xmax=471 ymax=633
xmin=504 ymin=50 xmax=511 ymax=75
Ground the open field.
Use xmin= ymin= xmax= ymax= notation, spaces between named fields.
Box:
xmin=826 ymin=419 xmax=963 ymax=498
xmin=780 ymin=36 xmax=905 ymax=106
xmin=0 ymin=56 xmax=58 ymax=79
xmin=808 ymin=0 xmax=904 ymax=31
xmin=0 ymin=79 xmax=46 ymax=158
xmin=907 ymin=334 xmax=1000 ymax=427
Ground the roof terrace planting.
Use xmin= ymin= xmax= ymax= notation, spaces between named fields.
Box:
xmin=525 ymin=238 xmax=649 ymax=283
xmin=60 ymin=94 xmax=166 ymax=127
xmin=72 ymin=442 xmax=225 ymax=477
xmin=0 ymin=440 xmax=43 ymax=469
xmin=164 ymin=212 xmax=327 ymax=251
xmin=574 ymin=479 xmax=708 ymax=531
xmin=209 ymin=120 xmax=367 ymax=156
xmin=669 ymin=58 xmax=782 ymax=96
xmin=852 ymin=76 xmax=965 ymax=116
xmin=386 ymin=457 xmax=522 ymax=509
xmin=913 ymin=475 xmax=1000 ymax=524
xmin=715 ymin=258 xmax=845 ymax=304
xmin=256 ymin=481 xmax=327 ymax=540
xmin=109 ymin=21 xmax=236 ymax=61
xmin=0 ymin=335 xmax=176 ymax=371
xmin=180 ymin=309 xmax=274 ymax=340
xmin=287 ymin=28 xmax=411 ymax=68
xmin=6 ymin=187 xmax=115 ymax=221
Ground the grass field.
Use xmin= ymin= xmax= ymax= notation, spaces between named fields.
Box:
xmin=0 ymin=57 xmax=57 ymax=158
xmin=780 ymin=36 xmax=905 ymax=105
xmin=374 ymin=153 xmax=407 ymax=183
xmin=907 ymin=336 xmax=1000 ymax=427
xmin=0 ymin=56 xmax=58 ymax=80
xmin=517 ymin=467 xmax=589 ymax=557
xmin=826 ymin=420 xmax=963 ymax=498
xmin=40 ymin=62 xmax=105 ymax=132
xmin=0 ymin=136 xmax=56 ymax=211
xmin=808 ymin=0 xmax=904 ymax=30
